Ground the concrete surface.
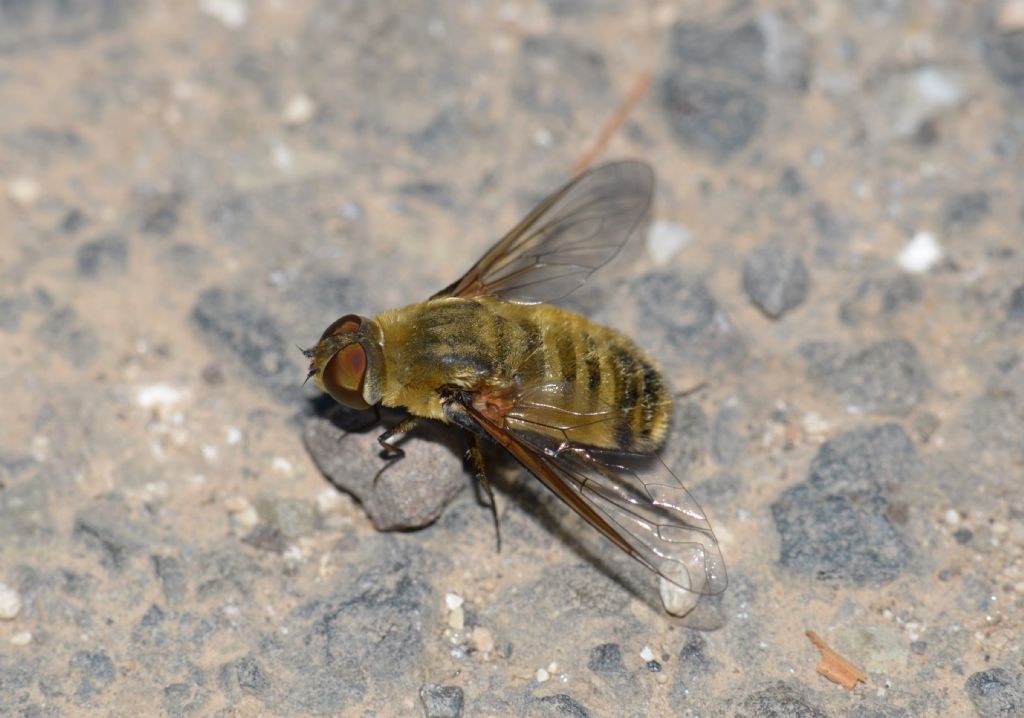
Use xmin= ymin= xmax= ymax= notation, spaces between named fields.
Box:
xmin=1 ymin=1 xmax=1023 ymax=716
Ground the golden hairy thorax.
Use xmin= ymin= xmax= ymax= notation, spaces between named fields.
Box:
xmin=373 ymin=297 xmax=672 ymax=452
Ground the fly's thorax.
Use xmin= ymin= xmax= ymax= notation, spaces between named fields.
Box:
xmin=373 ymin=300 xmax=499 ymax=418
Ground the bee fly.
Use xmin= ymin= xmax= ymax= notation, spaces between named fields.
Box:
xmin=304 ymin=161 xmax=726 ymax=597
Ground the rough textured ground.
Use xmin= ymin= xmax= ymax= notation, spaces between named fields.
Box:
xmin=2 ymin=1 xmax=1024 ymax=716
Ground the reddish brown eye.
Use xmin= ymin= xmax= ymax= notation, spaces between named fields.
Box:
xmin=320 ymin=314 xmax=362 ymax=341
xmin=322 ymin=343 xmax=370 ymax=409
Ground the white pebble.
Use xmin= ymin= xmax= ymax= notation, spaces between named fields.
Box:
xmin=0 ymin=583 xmax=22 ymax=620
xmin=283 ymin=94 xmax=316 ymax=125
xmin=9 ymin=632 xmax=32 ymax=646
xmin=445 ymin=592 xmax=464 ymax=610
xmin=225 ymin=426 xmax=243 ymax=446
xmin=271 ymin=141 xmax=294 ymax=172
xmin=898 ymin=231 xmax=943 ymax=273
xmin=913 ymin=68 xmax=964 ymax=109
xmin=801 ymin=411 xmax=830 ymax=439
xmin=234 ymin=506 xmax=259 ymax=529
xmin=646 ymin=221 xmax=692 ymax=265
xmin=470 ymin=626 xmax=494 ymax=653
xmin=8 ymin=178 xmax=41 ymax=207
xmin=639 ymin=645 xmax=655 ymax=662
xmin=944 ymin=509 xmax=960 ymax=526
xmin=136 ymin=383 xmax=187 ymax=410
xmin=535 ymin=668 xmax=550 ymax=682
xmin=999 ymin=0 xmax=1024 ymax=30
xmin=198 ymin=0 xmax=248 ymax=29
xmin=224 ymin=495 xmax=252 ymax=514
xmin=271 ymin=456 xmax=293 ymax=475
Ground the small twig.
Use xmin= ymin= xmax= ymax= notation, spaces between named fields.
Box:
xmin=806 ymin=630 xmax=867 ymax=690
xmin=572 ymin=70 xmax=653 ymax=175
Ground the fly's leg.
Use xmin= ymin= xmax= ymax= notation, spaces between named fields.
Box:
xmin=372 ymin=416 xmax=422 ymax=486
xmin=673 ymin=381 xmax=709 ymax=400
xmin=466 ymin=431 xmax=501 ymax=552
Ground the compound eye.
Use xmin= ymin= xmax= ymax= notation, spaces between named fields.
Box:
xmin=322 ymin=343 xmax=371 ymax=410
xmin=320 ymin=314 xmax=362 ymax=341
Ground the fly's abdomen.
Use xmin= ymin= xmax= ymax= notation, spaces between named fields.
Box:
xmin=504 ymin=304 xmax=672 ymax=453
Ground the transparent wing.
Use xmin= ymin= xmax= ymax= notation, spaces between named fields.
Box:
xmin=461 ymin=381 xmax=727 ymax=595
xmin=432 ymin=161 xmax=654 ymax=304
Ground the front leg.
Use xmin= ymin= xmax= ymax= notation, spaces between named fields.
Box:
xmin=373 ymin=416 xmax=423 ymax=485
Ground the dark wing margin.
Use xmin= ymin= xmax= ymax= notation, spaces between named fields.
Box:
xmin=431 ymin=161 xmax=654 ymax=304
xmin=459 ymin=386 xmax=727 ymax=596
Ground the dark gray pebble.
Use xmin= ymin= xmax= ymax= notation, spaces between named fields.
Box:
xmin=138 ymin=192 xmax=182 ymax=237
xmin=771 ymin=424 xmax=918 ymax=584
xmin=632 ymin=271 xmax=745 ymax=372
xmin=811 ymin=202 xmax=853 ymax=265
xmin=670 ymin=631 xmax=714 ymax=705
xmin=839 ymin=274 xmax=921 ymax=326
xmin=303 ymin=413 xmax=465 ymax=530
xmin=984 ymin=20 xmax=1024 ymax=92
xmin=217 ymin=655 xmax=270 ymax=698
xmin=737 ymin=681 xmax=827 ymax=718
xmin=513 ymin=35 xmax=609 ymax=118
xmin=73 ymin=495 xmax=152 ymax=571
xmin=944 ymin=191 xmax=990 ymax=231
xmin=848 ymin=705 xmax=913 ymax=718
xmin=965 ymin=667 xmax=1024 ymax=718
xmin=524 ymin=693 xmax=590 ymax=718
xmin=0 ymin=297 xmax=24 ymax=332
xmin=0 ymin=0 xmax=126 ymax=52
xmin=151 ymin=554 xmax=187 ymax=604
xmin=261 ymin=543 xmax=433 ymax=714
xmin=659 ymin=75 xmax=766 ymax=158
xmin=34 ymin=307 xmax=99 ymax=370
xmin=191 ymin=286 xmax=302 ymax=403
xmin=1007 ymin=284 xmax=1024 ymax=322
xmin=800 ymin=338 xmax=929 ymax=415
xmin=76 ymin=234 xmax=128 ymax=279
xmin=807 ymin=423 xmax=922 ymax=493
xmin=669 ymin=22 xmax=768 ymax=84
xmin=419 ymin=684 xmax=465 ymax=718
xmin=163 ymin=681 xmax=207 ymax=718
xmin=742 ymin=245 xmax=809 ymax=318
xmin=70 ymin=650 xmax=115 ymax=700
xmin=587 ymin=643 xmax=624 ymax=673
xmin=664 ymin=398 xmax=709 ymax=476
